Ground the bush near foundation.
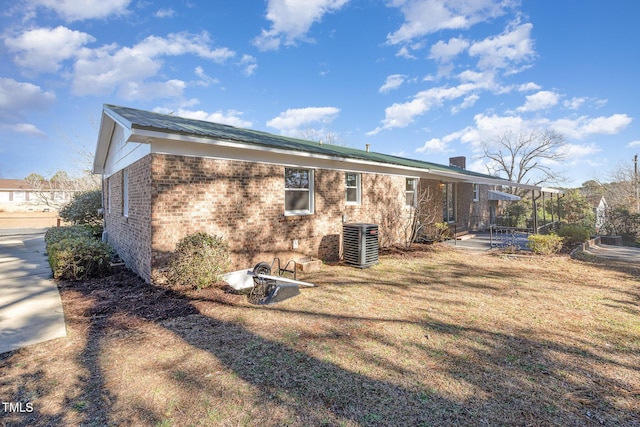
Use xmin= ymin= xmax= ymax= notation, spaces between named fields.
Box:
xmin=59 ymin=190 xmax=103 ymax=226
xmin=527 ymin=234 xmax=564 ymax=255
xmin=167 ymin=233 xmax=231 ymax=289
xmin=45 ymin=225 xmax=93 ymax=246
xmin=557 ymin=224 xmax=592 ymax=246
xmin=45 ymin=225 xmax=114 ymax=280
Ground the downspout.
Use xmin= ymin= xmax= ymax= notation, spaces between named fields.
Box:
xmin=101 ymin=173 xmax=107 ymax=242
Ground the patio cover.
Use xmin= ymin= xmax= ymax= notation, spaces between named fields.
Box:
xmin=488 ymin=190 xmax=521 ymax=201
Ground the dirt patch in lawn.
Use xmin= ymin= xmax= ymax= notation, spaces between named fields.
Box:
xmin=1 ymin=244 xmax=639 ymax=426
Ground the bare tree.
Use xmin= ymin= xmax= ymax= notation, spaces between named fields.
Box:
xmin=25 ymin=170 xmax=99 ymax=210
xmin=605 ymin=158 xmax=639 ymax=212
xmin=297 ymin=128 xmax=348 ymax=147
xmin=481 ymin=129 xmax=568 ymax=194
xmin=401 ymin=181 xmax=439 ymax=249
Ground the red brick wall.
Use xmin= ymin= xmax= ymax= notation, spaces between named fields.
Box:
xmin=105 ymin=153 xmax=469 ymax=283
xmin=146 ymin=154 xmax=421 ymax=278
xmin=103 ymin=156 xmax=153 ymax=282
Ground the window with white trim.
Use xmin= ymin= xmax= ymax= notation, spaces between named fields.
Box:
xmin=123 ymin=168 xmax=129 ymax=217
xmin=405 ymin=178 xmax=417 ymax=207
xmin=284 ymin=168 xmax=314 ymax=215
xmin=473 ymin=183 xmax=479 ymax=202
xmin=345 ymin=172 xmax=361 ymax=205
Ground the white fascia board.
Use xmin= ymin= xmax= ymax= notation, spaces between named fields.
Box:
xmin=93 ymin=114 xmax=115 ymax=174
xmin=424 ymin=168 xmax=539 ymax=190
xmin=540 ymin=187 xmax=565 ymax=194
xmin=93 ymin=108 xmax=135 ymax=174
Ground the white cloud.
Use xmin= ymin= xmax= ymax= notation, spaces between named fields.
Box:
xmin=396 ymin=46 xmax=417 ymax=59
xmin=267 ymin=107 xmax=340 ymax=135
xmin=555 ymin=143 xmax=601 ymax=158
xmin=415 ymin=137 xmax=453 ymax=153
xmin=154 ymin=108 xmax=253 ymax=128
xmin=26 ymin=0 xmax=131 ymax=21
xmin=429 ymin=37 xmax=469 ymax=62
xmin=71 ymin=32 xmax=236 ymax=97
xmin=551 ymin=114 xmax=632 ymax=139
xmin=379 ymin=74 xmax=407 ymax=93
xmin=4 ymin=26 xmax=95 ymax=73
xmin=0 ymin=77 xmax=55 ymax=113
xmin=627 ymin=140 xmax=640 ymax=148
xmin=253 ymin=0 xmax=350 ymax=51
xmin=468 ymin=22 xmax=535 ymax=71
xmin=120 ymin=79 xmax=186 ymax=101
xmin=518 ymin=82 xmax=541 ymax=92
xmin=239 ymin=54 xmax=258 ymax=76
xmin=386 ymin=0 xmax=512 ymax=45
xmin=563 ymin=96 xmax=587 ymax=110
xmin=451 ymin=93 xmax=479 ymax=113
xmin=368 ymin=82 xmax=482 ymax=134
xmin=516 ymin=90 xmax=559 ymax=112
xmin=155 ymin=8 xmax=175 ymax=18
xmin=194 ymin=66 xmax=220 ymax=87
xmin=3 ymin=123 xmax=46 ymax=137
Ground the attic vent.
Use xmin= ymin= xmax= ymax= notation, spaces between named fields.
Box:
xmin=343 ymin=223 xmax=378 ymax=268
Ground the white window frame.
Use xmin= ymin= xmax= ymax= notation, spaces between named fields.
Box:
xmin=284 ymin=168 xmax=314 ymax=216
xmin=473 ymin=183 xmax=479 ymax=202
xmin=345 ymin=172 xmax=361 ymax=205
xmin=405 ymin=178 xmax=417 ymax=207
xmin=123 ymin=168 xmax=129 ymax=217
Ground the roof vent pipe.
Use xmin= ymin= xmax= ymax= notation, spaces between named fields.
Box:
xmin=319 ymin=140 xmax=323 ymax=145
xmin=366 ymin=144 xmax=370 ymax=152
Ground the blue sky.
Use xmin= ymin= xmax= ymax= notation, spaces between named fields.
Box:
xmin=1 ymin=0 xmax=638 ymax=187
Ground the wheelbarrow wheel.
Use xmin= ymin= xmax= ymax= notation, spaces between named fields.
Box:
xmin=253 ymin=262 xmax=271 ymax=277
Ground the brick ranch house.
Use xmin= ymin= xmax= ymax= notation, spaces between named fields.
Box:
xmin=92 ymin=104 xmax=535 ymax=283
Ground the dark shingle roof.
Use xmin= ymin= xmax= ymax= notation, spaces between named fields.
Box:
xmin=105 ymin=104 xmax=507 ymax=182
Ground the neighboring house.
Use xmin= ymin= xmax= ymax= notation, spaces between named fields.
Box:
xmin=92 ymin=104 xmax=537 ymax=283
xmin=587 ymin=195 xmax=608 ymax=233
xmin=0 ymin=179 xmax=72 ymax=212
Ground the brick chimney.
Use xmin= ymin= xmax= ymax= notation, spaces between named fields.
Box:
xmin=449 ymin=156 xmax=466 ymax=169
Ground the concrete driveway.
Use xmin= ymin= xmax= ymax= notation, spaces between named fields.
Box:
xmin=0 ymin=228 xmax=66 ymax=354
xmin=583 ymin=243 xmax=640 ymax=263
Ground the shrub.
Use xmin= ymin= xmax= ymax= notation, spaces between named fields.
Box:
xmin=59 ymin=190 xmax=103 ymax=226
xmin=45 ymin=225 xmax=93 ymax=246
xmin=166 ymin=233 xmax=231 ymax=289
xmin=527 ymin=234 xmax=564 ymax=255
xmin=48 ymin=237 xmax=114 ymax=280
xmin=557 ymin=224 xmax=592 ymax=246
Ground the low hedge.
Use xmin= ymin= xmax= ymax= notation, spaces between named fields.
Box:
xmin=527 ymin=234 xmax=564 ymax=255
xmin=46 ymin=225 xmax=113 ymax=280
xmin=557 ymin=224 xmax=592 ymax=246
xmin=44 ymin=225 xmax=93 ymax=246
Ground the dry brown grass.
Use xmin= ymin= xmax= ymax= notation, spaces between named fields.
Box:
xmin=1 ymin=244 xmax=639 ymax=426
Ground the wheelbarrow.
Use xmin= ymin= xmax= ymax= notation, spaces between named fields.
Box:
xmin=247 ymin=260 xmax=314 ymax=305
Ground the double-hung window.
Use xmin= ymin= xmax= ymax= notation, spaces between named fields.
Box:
xmin=472 ymin=183 xmax=479 ymax=202
xmin=345 ymin=172 xmax=361 ymax=205
xmin=284 ymin=168 xmax=314 ymax=215
xmin=405 ymin=178 xmax=417 ymax=207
